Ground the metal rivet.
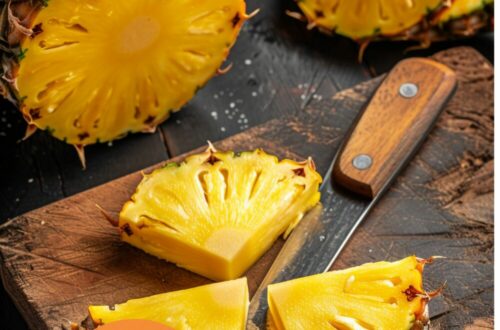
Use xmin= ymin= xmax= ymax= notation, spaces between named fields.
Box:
xmin=399 ymin=83 xmax=418 ymax=98
xmin=352 ymin=154 xmax=372 ymax=170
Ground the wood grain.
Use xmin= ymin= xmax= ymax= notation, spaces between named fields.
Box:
xmin=0 ymin=47 xmax=493 ymax=330
xmin=333 ymin=58 xmax=457 ymax=197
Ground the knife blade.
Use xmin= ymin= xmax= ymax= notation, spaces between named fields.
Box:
xmin=247 ymin=58 xmax=457 ymax=329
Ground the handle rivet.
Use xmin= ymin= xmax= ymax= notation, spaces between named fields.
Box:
xmin=352 ymin=154 xmax=372 ymax=170
xmin=399 ymin=83 xmax=418 ymax=98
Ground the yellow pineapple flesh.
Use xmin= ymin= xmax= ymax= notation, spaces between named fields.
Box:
xmin=267 ymin=256 xmax=435 ymax=330
xmin=15 ymin=0 xmax=247 ymax=146
xmin=89 ymin=277 xmax=249 ymax=330
xmin=296 ymin=0 xmax=442 ymax=39
xmin=437 ymin=0 xmax=493 ymax=22
xmin=119 ymin=146 xmax=322 ymax=281
xmin=293 ymin=0 xmax=493 ymax=56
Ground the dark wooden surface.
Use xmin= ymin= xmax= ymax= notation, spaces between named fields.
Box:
xmin=0 ymin=46 xmax=493 ymax=330
xmin=0 ymin=0 xmax=493 ymax=328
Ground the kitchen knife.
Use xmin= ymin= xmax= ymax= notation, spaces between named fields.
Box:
xmin=247 ymin=58 xmax=457 ymax=329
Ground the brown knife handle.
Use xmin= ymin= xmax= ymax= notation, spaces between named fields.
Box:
xmin=332 ymin=58 xmax=457 ymax=198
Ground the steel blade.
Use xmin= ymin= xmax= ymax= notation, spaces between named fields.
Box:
xmin=247 ymin=166 xmax=376 ymax=329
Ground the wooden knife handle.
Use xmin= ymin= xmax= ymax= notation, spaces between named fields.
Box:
xmin=332 ymin=58 xmax=457 ymax=198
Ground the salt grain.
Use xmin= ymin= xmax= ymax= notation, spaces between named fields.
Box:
xmin=229 ymin=102 xmax=236 ymax=108
xmin=211 ymin=111 xmax=218 ymax=120
xmin=251 ymin=91 xmax=258 ymax=97
xmin=244 ymin=59 xmax=252 ymax=66
xmin=28 ymin=178 xmax=34 ymax=183
xmin=221 ymin=127 xmax=226 ymax=132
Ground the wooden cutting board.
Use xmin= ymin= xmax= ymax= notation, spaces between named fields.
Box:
xmin=0 ymin=47 xmax=493 ymax=330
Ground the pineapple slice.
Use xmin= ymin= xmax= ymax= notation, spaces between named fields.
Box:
xmin=12 ymin=0 xmax=247 ymax=147
xmin=292 ymin=0 xmax=493 ymax=57
xmin=267 ymin=256 xmax=436 ymax=330
xmin=119 ymin=146 xmax=322 ymax=281
xmin=436 ymin=0 xmax=493 ymax=23
xmin=296 ymin=0 xmax=443 ymax=39
xmin=89 ymin=278 xmax=249 ymax=330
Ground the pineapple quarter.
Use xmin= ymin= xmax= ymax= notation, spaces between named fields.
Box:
xmin=267 ymin=256 xmax=433 ymax=330
xmin=89 ymin=277 xmax=249 ymax=330
xmin=119 ymin=147 xmax=322 ymax=281
xmin=16 ymin=0 xmax=247 ymax=146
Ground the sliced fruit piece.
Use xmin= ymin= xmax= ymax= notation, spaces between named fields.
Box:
xmin=291 ymin=0 xmax=493 ymax=57
xmin=89 ymin=278 xmax=249 ymax=330
xmin=296 ymin=0 xmax=442 ymax=39
xmin=267 ymin=256 xmax=439 ymax=330
xmin=2 ymin=0 xmax=248 ymax=154
xmin=118 ymin=146 xmax=322 ymax=281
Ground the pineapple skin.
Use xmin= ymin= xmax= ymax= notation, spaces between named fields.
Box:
xmin=267 ymin=256 xmax=432 ymax=330
xmin=89 ymin=278 xmax=249 ymax=330
xmin=119 ymin=148 xmax=322 ymax=281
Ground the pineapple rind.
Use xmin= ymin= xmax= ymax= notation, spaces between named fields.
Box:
xmin=267 ymin=256 xmax=429 ymax=330
xmin=89 ymin=277 xmax=249 ymax=330
xmin=119 ymin=149 xmax=322 ymax=281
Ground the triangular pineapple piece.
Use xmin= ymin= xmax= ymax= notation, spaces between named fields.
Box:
xmin=119 ymin=147 xmax=322 ymax=280
xmin=267 ymin=256 xmax=435 ymax=330
xmin=89 ymin=278 xmax=249 ymax=330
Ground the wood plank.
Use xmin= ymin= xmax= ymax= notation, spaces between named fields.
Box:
xmin=0 ymin=46 xmax=492 ymax=330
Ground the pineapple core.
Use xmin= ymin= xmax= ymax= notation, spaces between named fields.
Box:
xmin=119 ymin=147 xmax=322 ymax=281
xmin=267 ymin=256 xmax=432 ymax=330
xmin=89 ymin=278 xmax=249 ymax=330
xmin=17 ymin=0 xmax=247 ymax=145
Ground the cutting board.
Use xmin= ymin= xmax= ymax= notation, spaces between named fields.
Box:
xmin=0 ymin=47 xmax=493 ymax=330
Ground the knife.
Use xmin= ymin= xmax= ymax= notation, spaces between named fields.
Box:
xmin=247 ymin=58 xmax=457 ymax=329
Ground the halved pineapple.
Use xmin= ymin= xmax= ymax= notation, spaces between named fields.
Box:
xmin=5 ymin=0 xmax=247 ymax=154
xmin=296 ymin=0 xmax=442 ymax=39
xmin=267 ymin=256 xmax=438 ymax=330
xmin=119 ymin=146 xmax=322 ymax=281
xmin=292 ymin=0 xmax=493 ymax=57
xmin=89 ymin=277 xmax=249 ymax=330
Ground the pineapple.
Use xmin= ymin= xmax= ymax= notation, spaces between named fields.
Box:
xmin=267 ymin=256 xmax=441 ymax=330
xmin=0 ymin=0 xmax=249 ymax=165
xmin=89 ymin=277 xmax=249 ymax=330
xmin=291 ymin=0 xmax=493 ymax=58
xmin=118 ymin=145 xmax=322 ymax=281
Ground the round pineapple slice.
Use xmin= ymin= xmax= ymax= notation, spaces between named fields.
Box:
xmin=296 ymin=0 xmax=442 ymax=39
xmin=16 ymin=0 xmax=247 ymax=146
xmin=118 ymin=146 xmax=322 ymax=281
xmin=267 ymin=256 xmax=440 ymax=330
xmin=89 ymin=278 xmax=249 ymax=330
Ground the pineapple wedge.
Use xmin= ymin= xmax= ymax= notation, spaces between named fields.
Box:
xmin=267 ymin=256 xmax=436 ymax=330
xmin=119 ymin=146 xmax=322 ymax=281
xmin=89 ymin=278 xmax=249 ymax=330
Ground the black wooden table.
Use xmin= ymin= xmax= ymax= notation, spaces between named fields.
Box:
xmin=0 ymin=1 xmax=493 ymax=329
